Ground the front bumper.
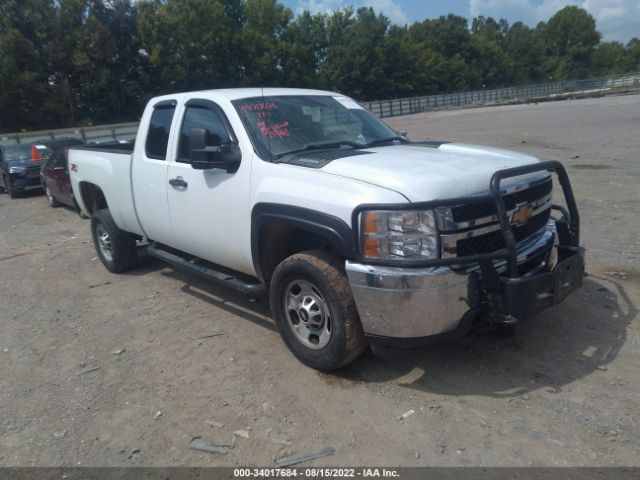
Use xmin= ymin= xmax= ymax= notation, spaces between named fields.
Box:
xmin=347 ymin=224 xmax=585 ymax=348
xmin=9 ymin=169 xmax=43 ymax=191
xmin=347 ymin=160 xmax=584 ymax=348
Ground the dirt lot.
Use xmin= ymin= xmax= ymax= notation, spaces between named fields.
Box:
xmin=1 ymin=94 xmax=639 ymax=467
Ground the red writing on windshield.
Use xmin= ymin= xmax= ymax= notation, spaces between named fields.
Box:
xmin=240 ymin=102 xmax=278 ymax=112
xmin=257 ymin=121 xmax=290 ymax=139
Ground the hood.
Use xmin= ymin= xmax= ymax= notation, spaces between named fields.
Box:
xmin=320 ymin=143 xmax=547 ymax=202
xmin=5 ymin=158 xmax=43 ymax=170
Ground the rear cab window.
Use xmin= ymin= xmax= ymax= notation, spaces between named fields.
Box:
xmin=145 ymin=100 xmax=177 ymax=160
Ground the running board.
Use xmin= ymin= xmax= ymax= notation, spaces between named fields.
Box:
xmin=147 ymin=243 xmax=266 ymax=296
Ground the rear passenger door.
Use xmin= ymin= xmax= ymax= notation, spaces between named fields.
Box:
xmin=131 ymin=99 xmax=178 ymax=246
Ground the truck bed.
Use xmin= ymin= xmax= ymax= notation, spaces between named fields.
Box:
xmin=73 ymin=142 xmax=135 ymax=155
xmin=69 ymin=144 xmax=144 ymax=237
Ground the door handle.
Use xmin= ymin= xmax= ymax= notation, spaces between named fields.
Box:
xmin=169 ymin=177 xmax=188 ymax=189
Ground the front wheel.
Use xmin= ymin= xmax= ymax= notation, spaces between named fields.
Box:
xmin=91 ymin=209 xmax=138 ymax=273
xmin=270 ymin=250 xmax=367 ymax=371
xmin=5 ymin=176 xmax=19 ymax=198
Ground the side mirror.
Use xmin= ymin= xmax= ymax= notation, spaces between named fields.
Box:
xmin=396 ymin=130 xmax=408 ymax=138
xmin=189 ymin=128 xmax=241 ymax=173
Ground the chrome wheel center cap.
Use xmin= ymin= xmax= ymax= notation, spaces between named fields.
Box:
xmin=299 ymin=295 xmax=323 ymax=328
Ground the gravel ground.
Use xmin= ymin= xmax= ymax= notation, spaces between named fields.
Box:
xmin=0 ymin=94 xmax=638 ymax=467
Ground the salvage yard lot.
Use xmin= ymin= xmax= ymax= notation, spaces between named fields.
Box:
xmin=1 ymin=94 xmax=639 ymax=466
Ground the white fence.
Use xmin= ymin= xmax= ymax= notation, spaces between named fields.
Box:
xmin=365 ymin=72 xmax=640 ymax=118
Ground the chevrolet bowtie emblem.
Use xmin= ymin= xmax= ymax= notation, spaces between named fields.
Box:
xmin=511 ymin=204 xmax=533 ymax=225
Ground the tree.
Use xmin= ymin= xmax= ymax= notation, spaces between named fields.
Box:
xmin=0 ymin=0 xmax=57 ymax=131
xmin=505 ymin=22 xmax=546 ymax=84
xmin=468 ymin=16 xmax=513 ymax=87
xmin=409 ymin=14 xmax=470 ymax=59
xmin=280 ymin=12 xmax=328 ymax=88
xmin=381 ymin=25 xmax=424 ymax=98
xmin=322 ymin=7 xmax=389 ymax=100
xmin=137 ymin=0 xmax=244 ymax=93
xmin=544 ymin=6 xmax=600 ymax=79
xmin=591 ymin=41 xmax=633 ymax=76
xmin=627 ymin=38 xmax=640 ymax=71
xmin=48 ymin=0 xmax=148 ymax=126
xmin=239 ymin=0 xmax=292 ymax=86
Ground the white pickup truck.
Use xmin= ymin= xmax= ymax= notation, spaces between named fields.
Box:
xmin=69 ymin=88 xmax=585 ymax=371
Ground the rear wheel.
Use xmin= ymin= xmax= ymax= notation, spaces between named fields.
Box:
xmin=270 ymin=250 xmax=367 ymax=371
xmin=5 ymin=176 xmax=19 ymax=199
xmin=91 ymin=208 xmax=138 ymax=273
xmin=45 ymin=185 xmax=61 ymax=207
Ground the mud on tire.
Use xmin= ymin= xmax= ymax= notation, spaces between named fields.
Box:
xmin=270 ymin=250 xmax=368 ymax=371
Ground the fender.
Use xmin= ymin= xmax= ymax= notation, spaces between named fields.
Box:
xmin=251 ymin=203 xmax=355 ymax=281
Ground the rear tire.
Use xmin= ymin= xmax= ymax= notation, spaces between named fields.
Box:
xmin=5 ymin=176 xmax=19 ymax=198
xmin=270 ymin=250 xmax=367 ymax=371
xmin=91 ymin=208 xmax=138 ymax=273
xmin=45 ymin=185 xmax=61 ymax=207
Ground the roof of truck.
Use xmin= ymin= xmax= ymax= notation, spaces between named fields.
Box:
xmin=151 ymin=87 xmax=343 ymax=103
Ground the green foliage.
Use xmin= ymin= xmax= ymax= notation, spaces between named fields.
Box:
xmin=544 ymin=6 xmax=600 ymax=80
xmin=592 ymin=42 xmax=634 ymax=76
xmin=0 ymin=1 xmax=638 ymax=132
xmin=322 ymin=7 xmax=390 ymax=100
xmin=280 ymin=12 xmax=328 ymax=88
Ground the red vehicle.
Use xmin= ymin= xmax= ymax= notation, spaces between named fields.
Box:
xmin=40 ymin=143 xmax=87 ymax=216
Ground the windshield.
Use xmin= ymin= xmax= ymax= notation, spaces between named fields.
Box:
xmin=232 ymin=95 xmax=401 ymax=160
xmin=2 ymin=145 xmax=31 ymax=162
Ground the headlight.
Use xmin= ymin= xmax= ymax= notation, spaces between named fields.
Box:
xmin=9 ymin=166 xmax=25 ymax=174
xmin=360 ymin=210 xmax=438 ymax=261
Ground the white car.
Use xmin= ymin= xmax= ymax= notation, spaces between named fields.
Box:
xmin=69 ymin=88 xmax=585 ymax=371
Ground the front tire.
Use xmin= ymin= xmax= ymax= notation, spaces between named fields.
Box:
xmin=270 ymin=250 xmax=367 ymax=371
xmin=5 ymin=176 xmax=19 ymax=198
xmin=91 ymin=208 xmax=138 ymax=273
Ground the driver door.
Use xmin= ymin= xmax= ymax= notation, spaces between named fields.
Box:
xmin=166 ymin=98 xmax=253 ymax=274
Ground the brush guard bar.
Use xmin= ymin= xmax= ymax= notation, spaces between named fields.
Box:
xmin=479 ymin=160 xmax=584 ymax=320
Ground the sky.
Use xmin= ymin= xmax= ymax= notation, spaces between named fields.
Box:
xmin=280 ymin=0 xmax=640 ymax=43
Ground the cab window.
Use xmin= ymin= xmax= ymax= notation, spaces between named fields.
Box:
xmin=145 ymin=103 xmax=176 ymax=160
xmin=177 ymin=106 xmax=231 ymax=163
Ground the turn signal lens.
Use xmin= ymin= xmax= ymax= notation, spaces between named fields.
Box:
xmin=363 ymin=237 xmax=381 ymax=258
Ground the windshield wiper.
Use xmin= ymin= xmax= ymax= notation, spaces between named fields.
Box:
xmin=276 ymin=141 xmax=362 ymax=159
xmin=363 ymin=135 xmax=407 ymax=148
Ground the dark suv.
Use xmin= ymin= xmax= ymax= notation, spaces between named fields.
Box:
xmin=0 ymin=139 xmax=84 ymax=198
